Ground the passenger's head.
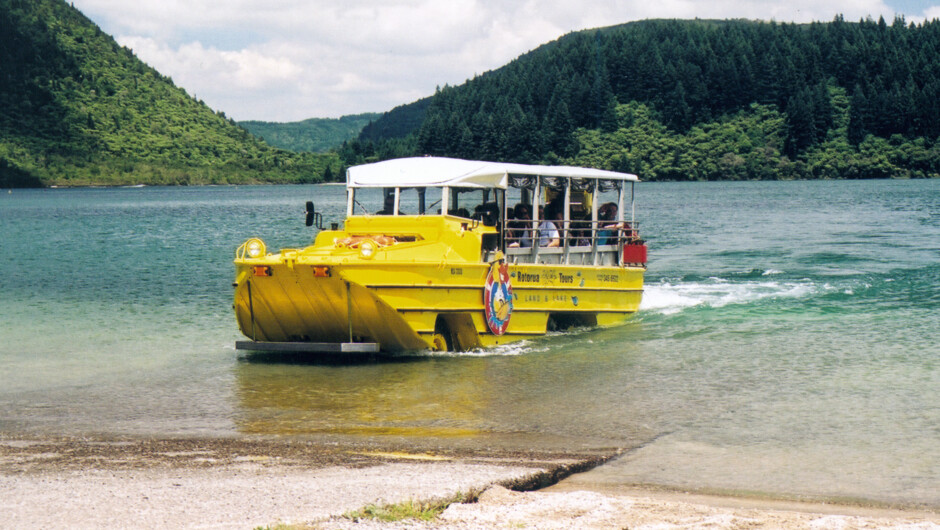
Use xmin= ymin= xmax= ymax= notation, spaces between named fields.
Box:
xmin=544 ymin=203 xmax=562 ymax=221
xmin=599 ymin=202 xmax=617 ymax=221
xmin=483 ymin=203 xmax=500 ymax=225
xmin=514 ymin=203 xmax=531 ymax=219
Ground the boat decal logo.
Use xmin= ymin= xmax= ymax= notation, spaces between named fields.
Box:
xmin=484 ymin=260 xmax=513 ymax=335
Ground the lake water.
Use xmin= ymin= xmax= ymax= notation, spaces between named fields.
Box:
xmin=1 ymin=180 xmax=937 ymax=508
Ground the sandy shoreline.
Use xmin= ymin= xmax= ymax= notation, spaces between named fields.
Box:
xmin=2 ymin=435 xmax=937 ymax=529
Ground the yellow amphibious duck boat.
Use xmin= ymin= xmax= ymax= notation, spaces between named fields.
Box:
xmin=233 ymin=157 xmax=647 ymax=354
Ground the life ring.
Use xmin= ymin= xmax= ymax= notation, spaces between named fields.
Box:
xmin=483 ymin=260 xmax=513 ymax=335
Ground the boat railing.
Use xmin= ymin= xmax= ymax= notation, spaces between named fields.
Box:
xmin=502 ymin=219 xmax=641 ymax=266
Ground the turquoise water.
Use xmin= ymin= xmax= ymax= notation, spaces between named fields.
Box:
xmin=0 ymin=180 xmax=937 ymax=507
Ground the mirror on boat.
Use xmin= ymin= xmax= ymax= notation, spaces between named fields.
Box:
xmin=305 ymin=200 xmax=323 ymax=228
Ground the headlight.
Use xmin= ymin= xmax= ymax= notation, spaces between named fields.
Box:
xmin=245 ymin=238 xmax=266 ymax=258
xmin=359 ymin=240 xmax=376 ymax=259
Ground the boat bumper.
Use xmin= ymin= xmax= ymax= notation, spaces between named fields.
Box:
xmin=235 ymin=340 xmax=380 ymax=354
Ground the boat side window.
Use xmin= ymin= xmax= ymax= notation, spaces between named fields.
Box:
xmin=447 ymin=188 xmax=490 ymax=220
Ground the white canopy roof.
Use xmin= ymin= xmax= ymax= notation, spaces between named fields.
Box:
xmin=346 ymin=157 xmax=638 ymax=189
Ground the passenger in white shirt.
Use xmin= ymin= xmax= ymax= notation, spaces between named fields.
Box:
xmin=537 ymin=205 xmax=561 ymax=247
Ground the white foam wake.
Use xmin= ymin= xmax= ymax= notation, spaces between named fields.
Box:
xmin=641 ymin=277 xmax=816 ymax=315
xmin=425 ymin=339 xmax=551 ymax=358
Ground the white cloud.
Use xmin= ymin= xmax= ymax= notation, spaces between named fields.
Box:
xmin=71 ymin=0 xmax=916 ymax=121
xmin=119 ymin=37 xmax=301 ymax=92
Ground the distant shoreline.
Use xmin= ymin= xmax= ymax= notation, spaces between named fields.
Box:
xmin=26 ymin=181 xmax=347 ymax=189
xmin=9 ymin=174 xmax=933 ymax=191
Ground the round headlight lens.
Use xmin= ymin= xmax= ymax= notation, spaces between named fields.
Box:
xmin=359 ymin=240 xmax=376 ymax=259
xmin=245 ymin=238 xmax=266 ymax=258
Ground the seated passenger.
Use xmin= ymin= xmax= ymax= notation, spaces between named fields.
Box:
xmin=597 ymin=202 xmax=619 ymax=245
xmin=622 ymin=220 xmax=637 ymax=241
xmin=482 ymin=202 xmax=500 ymax=227
xmin=537 ymin=205 xmax=561 ymax=248
xmin=508 ymin=203 xmax=532 ymax=248
xmin=570 ymin=213 xmax=591 ymax=246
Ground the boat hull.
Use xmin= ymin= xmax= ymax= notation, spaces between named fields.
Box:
xmin=234 ymin=259 xmax=643 ymax=353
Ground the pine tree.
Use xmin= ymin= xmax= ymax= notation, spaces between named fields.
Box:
xmin=544 ymin=93 xmax=575 ymax=155
xmin=847 ymin=84 xmax=868 ymax=145
xmin=784 ymin=89 xmax=817 ymax=156
xmin=663 ymin=81 xmax=693 ymax=132
xmin=812 ymin=82 xmax=834 ymax=142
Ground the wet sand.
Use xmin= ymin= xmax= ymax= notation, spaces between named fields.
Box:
xmin=2 ymin=435 xmax=937 ymax=529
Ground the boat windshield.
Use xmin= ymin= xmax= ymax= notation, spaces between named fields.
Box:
xmin=348 ymin=186 xmax=498 ymax=219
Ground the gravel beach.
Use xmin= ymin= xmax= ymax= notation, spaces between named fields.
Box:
xmin=2 ymin=435 xmax=937 ymax=529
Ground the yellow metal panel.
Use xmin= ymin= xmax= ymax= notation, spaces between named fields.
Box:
xmin=234 ymin=214 xmax=644 ymax=353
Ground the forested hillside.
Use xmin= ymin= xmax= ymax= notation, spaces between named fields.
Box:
xmin=4 ymin=1 xmax=938 ymax=186
xmin=239 ymin=113 xmax=379 ymax=153
xmin=0 ymin=0 xmax=338 ymax=187
xmin=358 ymin=97 xmax=432 ymax=142
xmin=354 ymin=17 xmax=940 ymax=180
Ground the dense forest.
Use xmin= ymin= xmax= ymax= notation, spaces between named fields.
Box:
xmin=239 ymin=113 xmax=379 ymax=153
xmin=0 ymin=0 xmax=339 ymax=187
xmin=358 ymin=97 xmax=432 ymax=142
xmin=349 ymin=17 xmax=940 ymax=180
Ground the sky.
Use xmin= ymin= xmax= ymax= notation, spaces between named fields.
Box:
xmin=69 ymin=0 xmax=940 ymax=123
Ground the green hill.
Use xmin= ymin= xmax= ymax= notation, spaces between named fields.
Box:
xmin=239 ymin=113 xmax=380 ymax=153
xmin=351 ymin=17 xmax=940 ymax=180
xmin=0 ymin=0 xmax=339 ymax=187
xmin=358 ymin=97 xmax=432 ymax=142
